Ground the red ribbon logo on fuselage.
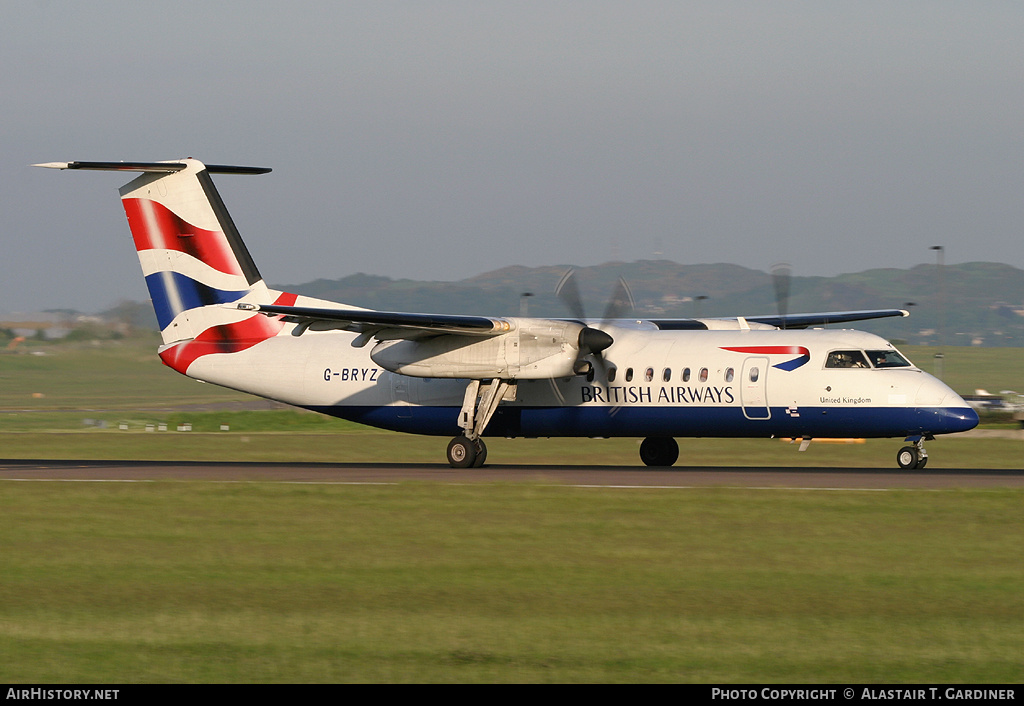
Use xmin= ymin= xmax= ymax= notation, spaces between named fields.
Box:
xmin=720 ymin=346 xmax=810 ymax=371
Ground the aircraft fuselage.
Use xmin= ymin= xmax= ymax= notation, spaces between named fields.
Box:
xmin=178 ymin=324 xmax=976 ymax=442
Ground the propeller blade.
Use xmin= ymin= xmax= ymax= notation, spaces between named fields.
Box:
xmin=555 ymin=269 xmax=586 ymax=320
xmin=771 ymin=262 xmax=791 ymax=328
xmin=553 ymin=271 xmax=632 ymax=418
xmin=554 ymin=269 xmax=624 ymax=404
xmin=602 ymin=277 xmax=635 ymax=322
xmin=547 ymin=377 xmax=567 ymax=406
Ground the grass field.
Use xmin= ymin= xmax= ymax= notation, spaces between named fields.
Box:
xmin=1 ymin=337 xmax=1023 ymax=682
xmin=2 ymin=482 xmax=1022 ymax=683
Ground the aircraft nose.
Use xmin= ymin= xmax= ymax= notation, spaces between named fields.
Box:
xmin=927 ymin=404 xmax=979 ymax=434
xmin=913 ymin=378 xmax=979 ymax=434
xmin=925 ymin=383 xmax=978 ymax=432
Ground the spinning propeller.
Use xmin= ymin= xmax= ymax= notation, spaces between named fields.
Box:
xmin=555 ymin=269 xmax=634 ymax=377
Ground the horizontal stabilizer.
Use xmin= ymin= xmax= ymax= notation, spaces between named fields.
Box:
xmin=33 ymin=161 xmax=271 ymax=175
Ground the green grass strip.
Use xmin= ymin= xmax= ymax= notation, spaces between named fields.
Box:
xmin=1 ymin=482 xmax=1022 ymax=683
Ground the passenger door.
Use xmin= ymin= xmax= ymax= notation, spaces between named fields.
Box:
xmin=740 ymin=357 xmax=770 ymax=420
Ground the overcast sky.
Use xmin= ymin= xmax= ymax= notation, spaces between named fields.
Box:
xmin=4 ymin=2 xmax=1023 ymax=313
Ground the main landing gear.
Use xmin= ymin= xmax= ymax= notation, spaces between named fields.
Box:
xmin=446 ymin=434 xmax=487 ymax=469
xmin=639 ymin=437 xmax=679 ymax=467
xmin=896 ymin=437 xmax=929 ymax=470
xmin=446 ymin=379 xmax=515 ymax=468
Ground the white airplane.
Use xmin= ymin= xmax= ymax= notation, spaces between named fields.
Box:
xmin=35 ymin=158 xmax=978 ymax=469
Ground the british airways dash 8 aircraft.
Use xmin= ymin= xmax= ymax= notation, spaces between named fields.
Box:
xmin=36 ymin=158 xmax=978 ymax=469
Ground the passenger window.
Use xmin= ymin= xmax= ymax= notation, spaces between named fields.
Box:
xmin=645 ymin=367 xmax=654 ymax=382
xmin=725 ymin=368 xmax=734 ymax=382
xmin=682 ymin=368 xmax=690 ymax=382
xmin=663 ymin=368 xmax=671 ymax=382
xmin=586 ymin=367 xmax=595 ymax=382
xmin=825 ymin=350 xmax=870 ymax=369
xmin=625 ymin=368 xmax=634 ymax=382
xmin=608 ymin=367 xmax=617 ymax=383
xmin=699 ymin=368 xmax=708 ymax=383
xmin=749 ymin=367 xmax=759 ymax=383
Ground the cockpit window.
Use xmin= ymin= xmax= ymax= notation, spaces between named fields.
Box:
xmin=867 ymin=350 xmax=912 ymax=368
xmin=825 ymin=350 xmax=870 ymax=369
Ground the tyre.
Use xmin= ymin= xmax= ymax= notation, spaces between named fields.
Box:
xmin=471 ymin=439 xmax=488 ymax=468
xmin=639 ymin=437 xmax=679 ymax=467
xmin=447 ymin=436 xmax=478 ymax=468
xmin=896 ymin=446 xmax=919 ymax=470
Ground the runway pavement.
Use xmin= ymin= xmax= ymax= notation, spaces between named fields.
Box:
xmin=2 ymin=459 xmax=1023 ymax=489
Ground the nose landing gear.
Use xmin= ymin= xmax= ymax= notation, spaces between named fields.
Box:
xmin=896 ymin=436 xmax=930 ymax=469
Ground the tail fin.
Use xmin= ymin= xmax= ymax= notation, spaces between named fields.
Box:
xmin=36 ymin=159 xmax=298 ymax=373
xmin=117 ymin=159 xmax=267 ymax=340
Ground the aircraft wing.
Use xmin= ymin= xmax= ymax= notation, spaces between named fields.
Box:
xmin=253 ymin=303 xmax=908 ymax=338
xmin=742 ymin=308 xmax=909 ymax=329
xmin=244 ymin=303 xmax=512 ymax=344
xmin=650 ymin=308 xmax=908 ymax=330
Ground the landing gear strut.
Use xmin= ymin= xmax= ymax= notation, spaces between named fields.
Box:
xmin=447 ymin=379 xmax=513 ymax=468
xmin=896 ymin=437 xmax=929 ymax=470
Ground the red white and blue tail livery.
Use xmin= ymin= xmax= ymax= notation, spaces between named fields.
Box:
xmin=36 ymin=158 xmax=978 ymax=469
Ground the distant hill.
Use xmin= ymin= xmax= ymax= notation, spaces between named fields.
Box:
xmin=22 ymin=261 xmax=1016 ymax=347
xmin=277 ymin=260 xmax=1024 ymax=347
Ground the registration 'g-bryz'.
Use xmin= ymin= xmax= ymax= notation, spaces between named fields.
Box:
xmin=36 ymin=159 xmax=978 ymax=468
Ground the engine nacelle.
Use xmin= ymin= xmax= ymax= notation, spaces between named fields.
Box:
xmin=370 ymin=318 xmax=585 ymax=379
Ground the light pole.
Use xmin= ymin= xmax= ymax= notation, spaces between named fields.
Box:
xmin=694 ymin=295 xmax=708 ymax=319
xmin=519 ymin=292 xmax=533 ymax=317
xmin=930 ymin=246 xmax=945 ymax=379
xmin=898 ymin=302 xmax=917 ymax=347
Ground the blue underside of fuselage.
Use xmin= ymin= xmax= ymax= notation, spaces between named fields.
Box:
xmin=304 ymin=404 xmax=979 ymax=439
